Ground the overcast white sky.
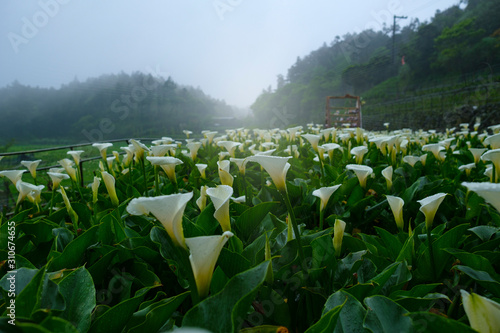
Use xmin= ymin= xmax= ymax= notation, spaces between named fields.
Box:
xmin=0 ymin=0 xmax=460 ymax=108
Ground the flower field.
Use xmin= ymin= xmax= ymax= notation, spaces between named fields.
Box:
xmin=1 ymin=123 xmax=500 ymax=332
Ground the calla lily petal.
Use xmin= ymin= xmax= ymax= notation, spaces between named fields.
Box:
xmin=185 ymin=231 xmax=233 ymax=298
xmin=462 ymin=182 xmax=500 ymax=213
xmin=206 ymin=185 xmax=233 ymax=232
xmin=417 ymin=193 xmax=447 ymax=230
xmin=346 ymin=164 xmax=373 ymax=189
xmin=461 ymin=290 xmax=500 ymax=333
xmin=127 ymin=192 xmax=193 ymax=248
xmin=47 ymin=172 xmax=70 ymax=189
xmin=333 ymin=219 xmax=346 ymax=257
xmin=382 ymin=165 xmax=393 ymax=190
xmin=386 ymin=195 xmax=404 ymax=231
xmin=247 ymin=155 xmax=292 ymax=192
xmin=0 ymin=170 xmax=26 ymax=186
xmin=312 ymin=185 xmax=341 ymax=211
xmin=20 ymin=160 xmax=42 ymax=179
xmin=101 ymin=171 xmax=119 ymax=207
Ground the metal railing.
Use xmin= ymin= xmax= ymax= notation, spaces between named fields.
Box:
xmin=0 ymin=137 xmax=182 ymax=208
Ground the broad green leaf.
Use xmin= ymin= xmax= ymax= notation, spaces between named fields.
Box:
xmin=468 ymin=226 xmax=499 ymax=242
xmin=52 ymin=227 xmax=74 ymax=252
xmin=217 ymin=248 xmax=251 ymax=278
xmin=363 ymin=296 xmax=412 ymax=333
xmin=0 ymin=267 xmax=38 ymax=297
xmin=323 ymin=290 xmax=367 ymax=333
xmin=124 ymin=292 xmax=189 ymax=333
xmin=235 ymin=201 xmax=280 ymax=242
xmin=89 ymin=286 xmax=156 ymax=333
xmin=195 ymin=202 xmax=219 ymax=235
xmin=39 ymin=316 xmax=80 ymax=333
xmin=57 ymin=267 xmax=96 ymax=333
xmin=444 ymin=248 xmax=499 ymax=278
xmin=48 ymin=225 xmax=99 ymax=271
xmin=311 ymin=234 xmax=336 ymax=270
xmin=305 ymin=302 xmax=344 ymax=333
xmin=454 ymin=265 xmax=500 ymax=297
xmin=408 ymin=312 xmax=476 ymax=332
xmin=183 ymin=261 xmax=270 ymax=332
xmin=375 ymin=227 xmax=403 ymax=261
xmin=396 ymin=293 xmax=450 ymax=312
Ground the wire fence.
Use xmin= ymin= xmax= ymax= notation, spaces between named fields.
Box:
xmin=0 ymin=137 xmax=182 ymax=209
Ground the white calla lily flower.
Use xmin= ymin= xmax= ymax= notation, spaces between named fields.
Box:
xmin=147 ymin=156 xmax=183 ymax=183
xmin=312 ymin=185 xmax=341 ymax=211
xmin=386 ymin=195 xmax=404 ymax=231
xmin=101 ymin=171 xmax=119 ymax=207
xmin=217 ymin=141 xmax=241 ymax=158
xmin=20 ymin=160 xmax=41 ymax=179
xmin=484 ymin=133 xmax=500 ymax=149
xmin=350 ymin=146 xmax=368 ymax=164
xmin=0 ymin=170 xmax=26 ymax=186
xmin=185 ymin=231 xmax=233 ymax=298
xmin=333 ymin=219 xmax=346 ymax=257
xmin=91 ymin=176 xmax=101 ymax=204
xmin=382 ymin=165 xmax=393 ymax=190
xmin=196 ymin=185 xmax=208 ymax=211
xmin=127 ymin=192 xmax=193 ymax=248
xmin=195 ymin=163 xmax=207 ymax=179
xmin=186 ymin=142 xmax=202 ymax=160
xmin=461 ymin=290 xmax=500 ymax=333
xmin=417 ymin=193 xmax=447 ymax=230
xmin=247 ymin=155 xmax=292 ymax=192
xmin=58 ymin=158 xmax=77 ymax=182
xmin=47 ymin=172 xmax=70 ymax=189
xmin=462 ymin=182 xmax=500 ymax=213
xmin=346 ymin=164 xmax=373 ymax=189
xmin=67 ymin=150 xmax=84 ymax=165
xmin=217 ymin=160 xmax=233 ymax=187
xmin=481 ymin=149 xmax=500 ymax=183
xmin=92 ymin=142 xmax=113 ymax=160
xmin=206 ymin=185 xmax=233 ymax=232
xmin=301 ymin=134 xmax=321 ymax=152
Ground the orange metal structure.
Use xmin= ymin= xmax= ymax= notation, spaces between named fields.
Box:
xmin=325 ymin=94 xmax=362 ymax=128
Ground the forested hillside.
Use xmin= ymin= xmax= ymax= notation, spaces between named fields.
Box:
xmin=251 ymin=0 xmax=500 ymax=127
xmin=0 ymin=72 xmax=235 ymax=143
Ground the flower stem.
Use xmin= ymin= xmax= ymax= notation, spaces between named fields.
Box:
xmin=140 ymin=158 xmax=148 ymax=196
xmin=281 ymin=189 xmax=306 ymax=273
xmin=154 ymin=165 xmax=160 ymax=196
xmin=427 ymin=226 xmax=437 ymax=281
xmin=319 ymin=209 xmax=325 ymax=230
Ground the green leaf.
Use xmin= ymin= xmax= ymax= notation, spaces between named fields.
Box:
xmin=124 ymin=292 xmax=189 ymax=333
xmin=13 ymin=266 xmax=65 ymax=318
xmin=52 ymin=227 xmax=74 ymax=252
xmin=235 ymin=202 xmax=280 ymax=242
xmin=195 ymin=202 xmax=219 ymax=235
xmin=305 ymin=302 xmax=344 ymax=333
xmin=408 ymin=312 xmax=476 ymax=332
xmin=375 ymin=227 xmax=403 ymax=261
xmin=468 ymin=226 xmax=499 ymax=242
xmin=183 ymin=261 xmax=270 ymax=332
xmin=311 ymin=234 xmax=336 ymax=270
xmin=363 ymin=296 xmax=412 ymax=333
xmin=217 ymin=248 xmax=252 ymax=278
xmin=0 ymin=267 xmax=38 ymax=296
xmin=39 ymin=316 xmax=80 ymax=333
xmin=323 ymin=290 xmax=366 ymax=333
xmin=57 ymin=267 xmax=96 ymax=333
xmin=444 ymin=248 xmax=499 ymax=278
xmin=48 ymin=226 xmax=99 ymax=271
xmin=454 ymin=265 xmax=500 ymax=297
xmin=89 ymin=286 xmax=156 ymax=333
xmin=396 ymin=293 xmax=450 ymax=312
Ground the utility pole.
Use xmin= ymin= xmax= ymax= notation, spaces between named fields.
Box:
xmin=392 ymin=15 xmax=408 ymax=64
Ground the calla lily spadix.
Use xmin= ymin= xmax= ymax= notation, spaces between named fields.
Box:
xmin=312 ymin=185 xmax=341 ymax=212
xmin=20 ymin=160 xmax=41 ymax=180
xmin=417 ymin=193 xmax=447 ymax=230
xmin=461 ymin=290 xmax=500 ymax=333
xmin=101 ymin=171 xmax=119 ymax=207
xmin=333 ymin=219 xmax=346 ymax=257
xmin=386 ymin=195 xmax=404 ymax=231
xmin=346 ymin=164 xmax=373 ymax=189
xmin=217 ymin=160 xmax=233 ymax=187
xmin=480 ymin=149 xmax=500 ymax=183
xmin=247 ymin=155 xmax=292 ymax=192
xmin=0 ymin=170 xmax=26 ymax=186
xmin=127 ymin=192 xmax=194 ymax=248
xmin=185 ymin=231 xmax=233 ymax=298
xmin=206 ymin=185 xmax=233 ymax=232
xmin=92 ymin=142 xmax=113 ymax=160
xmin=47 ymin=172 xmax=70 ymax=189
xmin=462 ymin=182 xmax=500 ymax=213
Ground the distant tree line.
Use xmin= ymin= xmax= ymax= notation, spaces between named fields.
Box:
xmin=251 ymin=0 xmax=500 ymax=126
xmin=0 ymin=72 xmax=235 ymax=143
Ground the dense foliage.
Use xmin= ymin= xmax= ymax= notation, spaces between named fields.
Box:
xmin=1 ymin=123 xmax=500 ymax=332
xmin=251 ymin=0 xmax=500 ymax=126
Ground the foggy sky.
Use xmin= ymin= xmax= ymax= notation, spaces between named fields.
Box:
xmin=0 ymin=0 xmax=460 ymax=108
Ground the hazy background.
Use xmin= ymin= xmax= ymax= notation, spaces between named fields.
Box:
xmin=1 ymin=0 xmax=460 ymax=108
